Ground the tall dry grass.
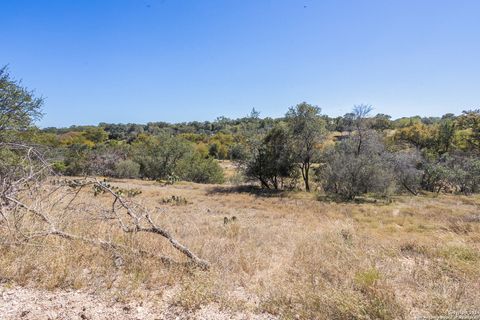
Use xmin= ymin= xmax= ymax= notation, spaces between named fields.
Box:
xmin=1 ymin=178 xmax=479 ymax=319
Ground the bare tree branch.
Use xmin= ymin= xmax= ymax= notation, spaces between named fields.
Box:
xmin=1 ymin=143 xmax=209 ymax=270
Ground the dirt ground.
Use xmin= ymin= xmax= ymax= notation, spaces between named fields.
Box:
xmin=0 ymin=285 xmax=277 ymax=320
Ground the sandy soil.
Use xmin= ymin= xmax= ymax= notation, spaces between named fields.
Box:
xmin=0 ymin=285 xmax=277 ymax=320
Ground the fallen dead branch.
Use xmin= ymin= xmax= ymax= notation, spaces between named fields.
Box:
xmin=0 ymin=143 xmax=209 ymax=270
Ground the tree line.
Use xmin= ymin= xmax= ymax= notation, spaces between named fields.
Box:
xmin=1 ymin=66 xmax=210 ymax=269
xmin=2 ymin=66 xmax=480 ymax=198
xmin=241 ymin=103 xmax=480 ymax=199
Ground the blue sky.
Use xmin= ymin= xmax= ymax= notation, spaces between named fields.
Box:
xmin=1 ymin=0 xmax=479 ymax=127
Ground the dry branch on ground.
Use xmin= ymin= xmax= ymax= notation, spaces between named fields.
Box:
xmin=0 ymin=143 xmax=209 ymax=270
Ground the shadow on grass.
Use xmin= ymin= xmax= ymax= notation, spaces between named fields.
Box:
xmin=316 ymin=194 xmax=394 ymax=205
xmin=207 ymin=184 xmax=288 ymax=198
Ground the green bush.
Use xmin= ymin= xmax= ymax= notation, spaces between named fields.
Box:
xmin=132 ymin=135 xmax=191 ymax=179
xmin=0 ymin=148 xmax=23 ymax=179
xmin=114 ymin=159 xmax=140 ymax=179
xmin=177 ymin=154 xmax=224 ymax=184
xmin=131 ymin=134 xmax=224 ymax=184
xmin=52 ymin=161 xmax=67 ymax=175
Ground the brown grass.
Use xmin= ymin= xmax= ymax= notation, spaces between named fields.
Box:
xmin=1 ymin=177 xmax=479 ymax=319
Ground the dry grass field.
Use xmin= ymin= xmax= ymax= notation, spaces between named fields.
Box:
xmin=1 ymin=177 xmax=479 ymax=319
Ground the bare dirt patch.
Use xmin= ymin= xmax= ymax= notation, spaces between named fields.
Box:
xmin=0 ymin=285 xmax=277 ymax=320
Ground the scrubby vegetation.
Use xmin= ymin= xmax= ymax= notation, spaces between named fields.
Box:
xmin=3 ymin=65 xmax=478 ymax=198
xmin=2 ymin=178 xmax=479 ymax=319
xmin=1 ymin=66 xmax=480 ymax=319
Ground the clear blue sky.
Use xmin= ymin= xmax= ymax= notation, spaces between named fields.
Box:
xmin=1 ymin=0 xmax=479 ymax=127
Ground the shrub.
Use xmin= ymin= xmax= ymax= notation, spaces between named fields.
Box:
xmin=391 ymin=150 xmax=423 ymax=195
xmin=227 ymin=143 xmax=247 ymax=160
xmin=64 ymin=143 xmax=90 ymax=176
xmin=444 ymin=154 xmax=480 ymax=194
xmin=132 ymin=135 xmax=192 ymax=180
xmin=418 ymin=153 xmax=480 ymax=194
xmin=52 ymin=161 xmax=67 ymax=175
xmin=177 ymin=154 xmax=224 ymax=184
xmin=0 ymin=148 xmax=24 ymax=180
xmin=87 ymin=147 xmax=125 ymax=176
xmin=317 ymin=131 xmax=396 ymax=200
xmin=114 ymin=160 xmax=140 ymax=179
xmin=420 ymin=158 xmax=453 ymax=193
xmin=160 ymin=195 xmax=189 ymax=205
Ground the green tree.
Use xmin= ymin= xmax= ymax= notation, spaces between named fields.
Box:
xmin=0 ymin=66 xmax=43 ymax=141
xmin=436 ymin=118 xmax=456 ymax=154
xmin=456 ymin=109 xmax=480 ymax=152
xmin=285 ymin=102 xmax=326 ymax=191
xmin=394 ymin=123 xmax=436 ymax=150
xmin=244 ymin=125 xmax=297 ymax=190
xmin=0 ymin=67 xmax=45 ymax=185
xmin=371 ymin=113 xmax=392 ymax=131
xmin=83 ymin=127 xmax=109 ymax=144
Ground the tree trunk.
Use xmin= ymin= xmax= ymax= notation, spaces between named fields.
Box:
xmin=259 ymin=177 xmax=270 ymax=189
xmin=402 ymin=182 xmax=418 ymax=196
xmin=302 ymin=163 xmax=311 ymax=192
